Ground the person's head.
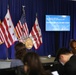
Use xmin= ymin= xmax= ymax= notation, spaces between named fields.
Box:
xmin=56 ymin=48 xmax=73 ymax=65
xmin=23 ymin=52 xmax=46 ymax=75
xmin=15 ymin=42 xmax=26 ymax=61
xmin=70 ymin=39 xmax=76 ymax=50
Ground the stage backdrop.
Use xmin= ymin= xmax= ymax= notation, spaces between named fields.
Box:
xmin=0 ymin=0 xmax=76 ymax=59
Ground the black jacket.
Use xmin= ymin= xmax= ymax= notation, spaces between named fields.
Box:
xmin=64 ymin=55 xmax=76 ymax=75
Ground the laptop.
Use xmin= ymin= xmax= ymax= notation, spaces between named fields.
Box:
xmin=51 ymin=71 xmax=59 ymax=75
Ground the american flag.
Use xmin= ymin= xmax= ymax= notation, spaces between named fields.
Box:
xmin=1 ymin=9 xmax=17 ymax=48
xmin=29 ymin=17 xmax=42 ymax=49
xmin=15 ymin=12 xmax=29 ymax=42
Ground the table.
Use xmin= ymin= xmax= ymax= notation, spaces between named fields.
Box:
xmin=0 ymin=56 xmax=55 ymax=69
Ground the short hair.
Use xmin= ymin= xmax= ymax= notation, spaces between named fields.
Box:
xmin=15 ymin=42 xmax=25 ymax=52
xmin=15 ymin=42 xmax=26 ymax=60
xmin=69 ymin=39 xmax=76 ymax=49
xmin=55 ymin=48 xmax=71 ymax=61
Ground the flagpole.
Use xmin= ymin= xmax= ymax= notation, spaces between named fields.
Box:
xmin=6 ymin=5 xmax=9 ymax=60
xmin=22 ymin=5 xmax=28 ymax=42
xmin=34 ymin=13 xmax=37 ymax=53
xmin=22 ymin=5 xmax=25 ymax=15
xmin=6 ymin=48 xmax=9 ymax=60
xmin=36 ymin=13 xmax=37 ymax=17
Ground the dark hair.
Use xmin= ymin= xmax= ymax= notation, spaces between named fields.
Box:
xmin=23 ymin=52 xmax=51 ymax=75
xmin=70 ymin=39 xmax=76 ymax=49
xmin=55 ymin=48 xmax=71 ymax=61
xmin=15 ymin=42 xmax=26 ymax=61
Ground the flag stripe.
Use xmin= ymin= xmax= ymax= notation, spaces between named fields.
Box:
xmin=1 ymin=9 xmax=17 ymax=48
xmin=15 ymin=22 xmax=23 ymax=38
xmin=0 ymin=28 xmax=8 ymax=46
xmin=1 ymin=23 xmax=10 ymax=46
xmin=3 ymin=18 xmax=14 ymax=44
xmin=33 ymin=23 xmax=41 ymax=44
xmin=18 ymin=21 xmax=23 ymax=37
xmin=0 ymin=30 xmax=4 ymax=44
xmin=0 ymin=22 xmax=4 ymax=44
xmin=30 ymin=17 xmax=42 ymax=49
xmin=15 ymin=13 xmax=29 ymax=42
xmin=23 ymin=23 xmax=29 ymax=37
xmin=31 ymin=30 xmax=39 ymax=49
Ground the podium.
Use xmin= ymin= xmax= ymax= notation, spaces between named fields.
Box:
xmin=40 ymin=56 xmax=55 ymax=63
xmin=40 ymin=56 xmax=55 ymax=71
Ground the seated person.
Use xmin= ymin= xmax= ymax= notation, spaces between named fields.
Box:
xmin=11 ymin=42 xmax=26 ymax=67
xmin=23 ymin=52 xmax=52 ymax=75
xmin=10 ymin=42 xmax=27 ymax=75
xmin=69 ymin=39 xmax=76 ymax=54
xmin=56 ymin=48 xmax=76 ymax=75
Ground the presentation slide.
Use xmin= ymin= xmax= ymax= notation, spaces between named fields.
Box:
xmin=45 ymin=15 xmax=70 ymax=31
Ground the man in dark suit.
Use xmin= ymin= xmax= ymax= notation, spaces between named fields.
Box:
xmin=56 ymin=48 xmax=76 ymax=75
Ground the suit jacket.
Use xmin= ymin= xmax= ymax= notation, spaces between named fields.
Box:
xmin=11 ymin=59 xmax=23 ymax=67
xmin=64 ymin=55 xmax=76 ymax=75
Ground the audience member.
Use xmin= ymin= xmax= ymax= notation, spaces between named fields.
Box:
xmin=11 ymin=42 xmax=26 ymax=67
xmin=56 ymin=48 xmax=76 ymax=75
xmin=15 ymin=42 xmax=26 ymax=61
xmin=23 ymin=52 xmax=52 ymax=75
xmin=69 ymin=39 xmax=76 ymax=54
xmin=10 ymin=42 xmax=27 ymax=75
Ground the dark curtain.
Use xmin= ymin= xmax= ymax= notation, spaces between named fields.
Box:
xmin=0 ymin=0 xmax=76 ymax=59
